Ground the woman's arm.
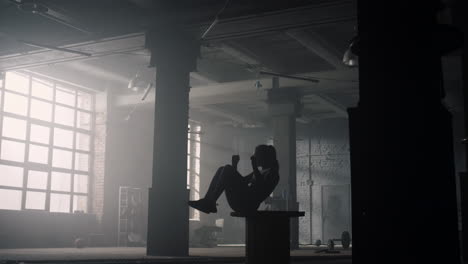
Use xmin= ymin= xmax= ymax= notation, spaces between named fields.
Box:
xmin=232 ymin=155 xmax=240 ymax=170
xmin=251 ymin=155 xmax=262 ymax=182
xmin=232 ymin=155 xmax=253 ymax=182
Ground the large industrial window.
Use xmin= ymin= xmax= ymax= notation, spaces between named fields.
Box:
xmin=0 ymin=72 xmax=94 ymax=213
xmin=187 ymin=123 xmax=201 ymax=220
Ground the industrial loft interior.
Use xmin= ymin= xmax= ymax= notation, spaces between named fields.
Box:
xmin=0 ymin=1 xmax=466 ymax=264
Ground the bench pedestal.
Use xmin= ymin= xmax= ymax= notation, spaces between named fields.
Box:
xmin=231 ymin=211 xmax=305 ymax=264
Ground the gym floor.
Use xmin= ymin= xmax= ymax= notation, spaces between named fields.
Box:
xmin=0 ymin=245 xmax=352 ymax=263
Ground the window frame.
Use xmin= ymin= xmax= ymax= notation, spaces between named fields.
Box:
xmin=0 ymin=72 xmax=95 ymax=213
xmin=187 ymin=123 xmax=201 ymax=221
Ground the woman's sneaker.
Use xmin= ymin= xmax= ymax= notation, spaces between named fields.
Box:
xmin=188 ymin=198 xmax=217 ymax=214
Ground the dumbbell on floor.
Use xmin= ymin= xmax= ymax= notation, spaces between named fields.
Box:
xmin=328 ymin=231 xmax=351 ymax=249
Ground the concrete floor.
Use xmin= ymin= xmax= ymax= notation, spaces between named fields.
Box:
xmin=0 ymin=245 xmax=352 ymax=263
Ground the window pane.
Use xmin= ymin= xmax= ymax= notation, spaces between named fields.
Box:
xmin=187 ymin=154 xmax=190 ymax=171
xmin=51 ymin=171 xmax=71 ymax=192
xmin=74 ymin=174 xmax=88 ymax=193
xmin=30 ymin=124 xmax=50 ymax=144
xmin=54 ymin=105 xmax=75 ymax=127
xmin=5 ymin=72 xmax=29 ymax=94
xmin=25 ymin=191 xmax=46 ymax=210
xmin=77 ymin=111 xmax=91 ymax=130
xmin=2 ymin=117 xmax=27 ymax=140
xmin=1 ymin=140 xmax=25 ymax=162
xmin=30 ymin=99 xmax=52 ymax=122
xmin=0 ymin=164 xmax=23 ymax=187
xmin=0 ymin=189 xmax=22 ymax=210
xmin=187 ymin=133 xmax=191 ymax=154
xmin=52 ymin=149 xmax=73 ymax=169
xmin=28 ymin=144 xmax=49 ymax=164
xmin=77 ymin=92 xmax=92 ymax=110
xmin=73 ymin=195 xmax=87 ymax=213
xmin=56 ymin=87 xmax=75 ymax=106
xmin=4 ymin=92 xmax=28 ymax=116
xmin=194 ymin=139 xmax=201 ymax=158
xmin=27 ymin=170 xmax=48 ymax=190
xmin=50 ymin=193 xmax=70 ymax=213
xmin=194 ymin=157 xmax=200 ymax=174
xmin=75 ymin=152 xmax=89 ymax=172
xmin=76 ymin=133 xmax=90 ymax=151
xmin=53 ymin=128 xmax=73 ymax=149
xmin=31 ymin=78 xmax=53 ymax=100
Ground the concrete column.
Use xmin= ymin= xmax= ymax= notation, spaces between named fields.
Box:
xmin=454 ymin=0 xmax=468 ymax=171
xmin=268 ymin=84 xmax=301 ymax=249
xmin=453 ymin=1 xmax=468 ymax=259
xmin=145 ymin=27 xmax=199 ymax=256
xmin=350 ymin=2 xmax=460 ymax=263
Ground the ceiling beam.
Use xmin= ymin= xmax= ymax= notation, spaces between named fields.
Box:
xmin=218 ymin=42 xmax=282 ymax=73
xmin=0 ymin=33 xmax=145 ymax=71
xmin=65 ymin=61 xmax=130 ymax=84
xmin=115 ymin=70 xmax=358 ymax=107
xmin=190 ymin=71 xmax=219 ymax=84
xmin=218 ymin=44 xmax=262 ymax=67
xmin=197 ymin=0 xmax=356 ymax=42
xmin=286 ymin=30 xmax=346 ymax=70
xmin=313 ymin=94 xmax=348 ymax=117
xmin=0 ymin=1 xmax=355 ymax=72
xmin=198 ymin=105 xmax=265 ymax=128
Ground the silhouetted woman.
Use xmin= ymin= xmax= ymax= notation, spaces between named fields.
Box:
xmin=188 ymin=144 xmax=279 ymax=213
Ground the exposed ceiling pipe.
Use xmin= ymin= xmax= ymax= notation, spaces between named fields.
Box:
xmin=200 ymin=0 xmax=231 ymax=39
xmin=37 ymin=12 xmax=90 ymax=35
xmin=12 ymin=0 xmax=91 ymax=34
xmin=259 ymin=71 xmax=319 ymax=83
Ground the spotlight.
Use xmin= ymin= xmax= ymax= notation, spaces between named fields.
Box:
xmin=127 ymin=73 xmax=140 ymax=90
xmin=17 ymin=2 xmax=48 ymax=14
xmin=343 ymin=35 xmax=359 ymax=67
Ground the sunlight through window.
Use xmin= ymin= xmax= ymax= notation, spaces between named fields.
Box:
xmin=0 ymin=71 xmax=93 ymax=212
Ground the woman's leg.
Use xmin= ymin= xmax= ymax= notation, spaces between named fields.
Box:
xmin=204 ymin=165 xmax=260 ymax=213
xmin=203 ymin=166 xmax=224 ymax=201
xmin=189 ymin=165 xmax=244 ymax=213
xmin=205 ymin=165 xmax=243 ymax=202
xmin=222 ymin=166 xmax=259 ymax=212
xmin=225 ymin=188 xmax=260 ymax=213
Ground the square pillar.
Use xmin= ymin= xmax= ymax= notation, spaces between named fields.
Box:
xmin=351 ymin=1 xmax=460 ymax=263
xmin=145 ymin=26 xmax=199 ymax=256
xmin=268 ymin=87 xmax=302 ymax=249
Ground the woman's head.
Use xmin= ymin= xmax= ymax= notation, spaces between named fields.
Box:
xmin=254 ymin=144 xmax=278 ymax=169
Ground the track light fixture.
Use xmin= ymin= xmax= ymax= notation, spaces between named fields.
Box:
xmin=127 ymin=73 xmax=140 ymax=90
xmin=343 ymin=35 xmax=359 ymax=67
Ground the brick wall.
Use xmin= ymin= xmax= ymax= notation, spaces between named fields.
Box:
xmin=296 ymin=119 xmax=351 ymax=245
xmin=92 ymin=111 xmax=106 ymax=222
